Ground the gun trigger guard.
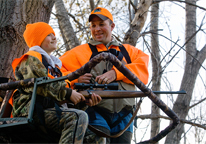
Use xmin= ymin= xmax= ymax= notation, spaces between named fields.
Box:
xmin=87 ymin=90 xmax=92 ymax=97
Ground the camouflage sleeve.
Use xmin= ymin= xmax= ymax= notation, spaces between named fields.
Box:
xmin=15 ymin=55 xmax=67 ymax=101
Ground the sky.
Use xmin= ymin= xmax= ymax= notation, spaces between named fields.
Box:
xmin=133 ymin=1 xmax=206 ymax=143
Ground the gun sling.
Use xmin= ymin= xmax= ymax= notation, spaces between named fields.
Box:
xmin=88 ymin=98 xmax=142 ymax=138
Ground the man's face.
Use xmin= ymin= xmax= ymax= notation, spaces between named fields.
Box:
xmin=90 ymin=15 xmax=115 ymax=45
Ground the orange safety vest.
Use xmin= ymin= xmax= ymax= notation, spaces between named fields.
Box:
xmin=60 ymin=43 xmax=149 ymax=86
xmin=12 ymin=51 xmax=56 ymax=79
xmin=9 ymin=51 xmax=69 ymax=116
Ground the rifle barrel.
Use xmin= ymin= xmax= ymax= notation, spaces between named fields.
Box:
xmin=79 ymin=90 xmax=186 ymax=99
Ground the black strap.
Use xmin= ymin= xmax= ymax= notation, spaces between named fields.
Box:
xmin=0 ymin=77 xmax=9 ymax=84
xmin=88 ymin=99 xmax=142 ymax=138
xmin=119 ymin=45 xmax=131 ymax=64
xmin=41 ymin=55 xmax=62 ymax=77
xmin=90 ymin=106 xmax=133 ymax=129
xmin=41 ymin=55 xmax=49 ymax=72
xmin=54 ymin=102 xmax=62 ymax=124
xmin=89 ymin=43 xmax=123 ymax=62
xmin=110 ymin=109 xmax=133 ymax=128
xmin=35 ymin=96 xmax=62 ymax=126
xmin=89 ymin=43 xmax=99 ymax=60
xmin=35 ymin=101 xmax=46 ymax=126
xmin=88 ymin=43 xmax=131 ymax=64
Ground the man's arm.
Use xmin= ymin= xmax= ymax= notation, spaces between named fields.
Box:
xmin=113 ymin=44 xmax=149 ymax=85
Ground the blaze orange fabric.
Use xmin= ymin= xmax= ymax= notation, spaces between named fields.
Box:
xmin=8 ymin=89 xmax=18 ymax=118
xmin=60 ymin=43 xmax=149 ymax=86
xmin=89 ymin=7 xmax=113 ymax=22
xmin=23 ymin=22 xmax=55 ymax=48
xmin=12 ymin=51 xmax=55 ymax=79
xmin=10 ymin=51 xmax=69 ymax=109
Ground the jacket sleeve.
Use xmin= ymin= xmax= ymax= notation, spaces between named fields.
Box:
xmin=113 ymin=44 xmax=149 ymax=85
xmin=59 ymin=48 xmax=85 ymax=88
xmin=15 ymin=55 xmax=69 ymax=102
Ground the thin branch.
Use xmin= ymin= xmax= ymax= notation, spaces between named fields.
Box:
xmin=67 ymin=13 xmax=84 ymax=27
xmin=160 ymin=39 xmax=180 ymax=64
xmin=146 ymin=29 xmax=206 ymax=71
xmin=129 ymin=0 xmax=132 ymax=22
xmin=141 ymin=28 xmax=206 ymax=71
xmin=129 ymin=0 xmax=137 ymax=12
xmin=52 ymin=11 xmax=84 ymax=28
xmin=189 ymin=97 xmax=206 ymax=110
xmin=94 ymin=0 xmax=100 ymax=8
xmin=153 ymin=0 xmax=206 ymax=11
xmin=137 ymin=114 xmax=206 ymax=130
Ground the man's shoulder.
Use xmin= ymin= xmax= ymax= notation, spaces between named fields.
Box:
xmin=69 ymin=43 xmax=90 ymax=51
xmin=121 ymin=44 xmax=138 ymax=51
xmin=122 ymin=43 xmax=134 ymax=48
xmin=60 ymin=43 xmax=91 ymax=59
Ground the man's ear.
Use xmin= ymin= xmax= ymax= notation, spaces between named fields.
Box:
xmin=111 ymin=23 xmax=115 ymax=31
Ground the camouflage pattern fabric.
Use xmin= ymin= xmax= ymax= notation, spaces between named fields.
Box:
xmin=83 ymin=127 xmax=106 ymax=144
xmin=33 ymin=108 xmax=88 ymax=144
xmin=12 ymin=55 xmax=104 ymax=144
xmin=12 ymin=55 xmax=68 ymax=117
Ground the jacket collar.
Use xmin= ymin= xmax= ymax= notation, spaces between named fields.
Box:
xmin=29 ymin=46 xmax=62 ymax=68
xmin=89 ymin=36 xmax=121 ymax=48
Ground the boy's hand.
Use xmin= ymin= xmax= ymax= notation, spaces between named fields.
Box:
xmin=70 ymin=90 xmax=85 ymax=105
xmin=86 ymin=93 xmax=102 ymax=107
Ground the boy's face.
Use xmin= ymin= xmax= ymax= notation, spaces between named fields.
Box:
xmin=40 ymin=33 xmax=57 ymax=55
xmin=90 ymin=15 xmax=115 ymax=45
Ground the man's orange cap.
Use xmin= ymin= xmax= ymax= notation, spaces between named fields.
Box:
xmin=89 ymin=7 xmax=113 ymax=22
xmin=23 ymin=22 xmax=55 ymax=48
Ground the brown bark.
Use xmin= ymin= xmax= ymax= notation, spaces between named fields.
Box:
xmin=123 ymin=0 xmax=153 ymax=46
xmin=0 ymin=0 xmax=55 ymax=78
xmin=0 ymin=0 xmax=55 ymax=97
xmin=55 ymin=0 xmax=80 ymax=51
xmin=89 ymin=0 xmax=95 ymax=11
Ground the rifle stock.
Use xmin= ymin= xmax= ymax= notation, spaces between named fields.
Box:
xmin=79 ymin=90 xmax=187 ymax=99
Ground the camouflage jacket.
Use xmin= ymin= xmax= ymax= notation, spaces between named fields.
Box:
xmin=12 ymin=55 xmax=69 ymax=117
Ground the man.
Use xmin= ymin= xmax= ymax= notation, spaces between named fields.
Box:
xmin=60 ymin=7 xmax=149 ymax=144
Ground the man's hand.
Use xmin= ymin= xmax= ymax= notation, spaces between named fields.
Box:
xmin=78 ymin=73 xmax=93 ymax=84
xmin=85 ymin=93 xmax=102 ymax=107
xmin=70 ymin=90 xmax=85 ymax=105
xmin=95 ymin=70 xmax=116 ymax=84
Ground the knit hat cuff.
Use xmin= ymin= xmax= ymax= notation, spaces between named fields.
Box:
xmin=23 ymin=22 xmax=55 ymax=48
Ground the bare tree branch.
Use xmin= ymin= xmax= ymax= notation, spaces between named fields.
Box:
xmin=89 ymin=0 xmax=95 ymax=11
xmin=189 ymin=97 xmax=206 ymax=110
xmin=137 ymin=114 xmax=206 ymax=130
xmin=153 ymin=0 xmax=206 ymax=11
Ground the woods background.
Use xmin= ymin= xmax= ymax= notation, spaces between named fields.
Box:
xmin=0 ymin=0 xmax=206 ymax=144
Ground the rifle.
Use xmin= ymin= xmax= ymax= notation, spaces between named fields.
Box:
xmin=0 ymin=52 xmax=183 ymax=143
xmin=74 ymin=82 xmax=186 ymax=99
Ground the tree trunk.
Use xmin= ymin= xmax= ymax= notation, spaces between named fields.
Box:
xmin=165 ymin=0 xmax=206 ymax=143
xmin=0 ymin=0 xmax=55 ymax=98
xmin=150 ymin=3 xmax=161 ymax=141
xmin=0 ymin=0 xmax=55 ymax=79
xmin=55 ymin=0 xmax=80 ymax=51
xmin=89 ymin=0 xmax=95 ymax=11
xmin=123 ymin=0 xmax=152 ymax=46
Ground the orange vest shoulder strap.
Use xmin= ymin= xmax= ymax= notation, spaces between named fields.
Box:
xmin=12 ymin=51 xmax=42 ymax=75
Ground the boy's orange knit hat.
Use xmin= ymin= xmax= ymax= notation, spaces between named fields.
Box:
xmin=89 ymin=7 xmax=113 ymax=22
xmin=23 ymin=22 xmax=55 ymax=48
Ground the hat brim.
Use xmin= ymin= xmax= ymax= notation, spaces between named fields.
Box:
xmin=89 ymin=14 xmax=109 ymax=22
